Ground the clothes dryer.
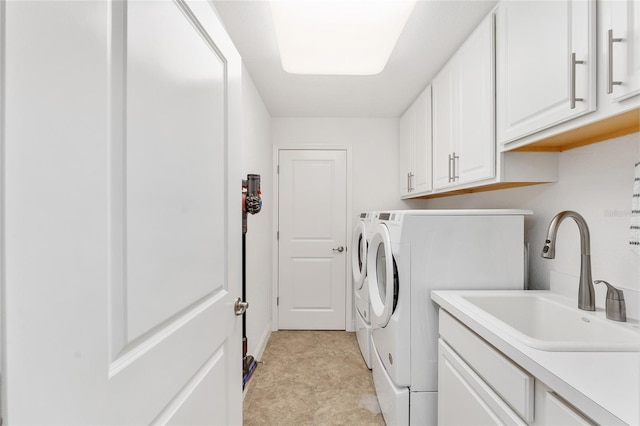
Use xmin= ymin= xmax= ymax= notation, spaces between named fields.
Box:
xmin=367 ymin=209 xmax=531 ymax=425
xmin=351 ymin=211 xmax=376 ymax=368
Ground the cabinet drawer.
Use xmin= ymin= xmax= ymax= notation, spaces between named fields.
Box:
xmin=439 ymin=309 xmax=534 ymax=422
xmin=544 ymin=391 xmax=595 ymax=426
xmin=439 ymin=339 xmax=527 ymax=425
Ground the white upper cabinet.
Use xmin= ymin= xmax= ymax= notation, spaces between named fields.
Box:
xmin=399 ymin=85 xmax=433 ymax=198
xmin=433 ymin=13 xmax=495 ymax=190
xmin=432 ymin=60 xmax=456 ymax=190
xmin=496 ymin=0 xmax=596 ymax=145
xmin=607 ymin=0 xmax=640 ymax=102
xmin=399 ymin=102 xmax=415 ymax=197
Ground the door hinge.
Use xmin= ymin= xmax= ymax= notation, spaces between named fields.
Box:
xmin=277 ymin=297 xmax=279 ymax=306
xmin=277 ymin=165 xmax=280 ymax=174
xmin=277 ymin=231 xmax=279 ymax=240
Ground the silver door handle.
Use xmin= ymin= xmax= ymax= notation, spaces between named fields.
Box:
xmin=234 ymin=297 xmax=249 ymax=316
xmin=332 ymin=246 xmax=345 ymax=253
xmin=607 ymin=29 xmax=623 ymax=94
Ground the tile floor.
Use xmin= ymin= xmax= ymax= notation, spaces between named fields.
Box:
xmin=243 ymin=330 xmax=385 ymax=425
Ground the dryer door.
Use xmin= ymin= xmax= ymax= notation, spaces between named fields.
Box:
xmin=368 ymin=223 xmax=398 ymax=328
xmin=351 ymin=219 xmax=367 ymax=290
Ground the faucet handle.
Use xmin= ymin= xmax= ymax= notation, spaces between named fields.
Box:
xmin=594 ymin=280 xmax=626 ymax=322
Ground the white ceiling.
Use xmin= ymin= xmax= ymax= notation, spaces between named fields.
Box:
xmin=213 ymin=0 xmax=498 ymax=118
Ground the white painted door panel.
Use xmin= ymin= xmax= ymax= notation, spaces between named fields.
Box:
xmin=457 ymin=14 xmax=494 ymax=185
xmin=412 ymin=85 xmax=433 ymax=194
xmin=126 ymin=0 xmax=227 ymax=342
xmin=438 ymin=340 xmax=527 ymax=426
xmin=2 ymin=1 xmax=242 ymax=423
xmin=496 ymin=0 xmax=596 ymax=144
xmin=610 ymin=0 xmax=640 ymax=101
xmin=399 ymin=85 xmax=432 ymax=197
xmin=278 ymin=150 xmax=347 ymax=329
xmin=399 ymin=106 xmax=415 ymax=197
xmin=433 ymin=14 xmax=494 ymax=190
xmin=432 ymin=60 xmax=456 ymax=190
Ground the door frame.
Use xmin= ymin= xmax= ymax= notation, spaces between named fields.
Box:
xmin=272 ymin=145 xmax=353 ymax=331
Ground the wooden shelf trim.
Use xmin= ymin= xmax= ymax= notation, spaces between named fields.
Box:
xmin=510 ymin=108 xmax=640 ymax=152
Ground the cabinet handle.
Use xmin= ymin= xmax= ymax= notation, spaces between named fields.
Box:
xmin=570 ymin=52 xmax=585 ymax=109
xmin=607 ymin=29 xmax=623 ymax=94
xmin=407 ymin=172 xmax=414 ymax=192
xmin=452 ymin=152 xmax=459 ymax=182
xmin=448 ymin=153 xmax=459 ymax=183
xmin=410 ymin=172 xmax=414 ymax=191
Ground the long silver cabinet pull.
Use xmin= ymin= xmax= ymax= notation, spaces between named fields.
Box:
xmin=607 ymin=29 xmax=623 ymax=94
xmin=448 ymin=154 xmax=453 ymax=183
xmin=409 ymin=172 xmax=414 ymax=191
xmin=407 ymin=172 xmax=411 ymax=192
xmin=570 ymin=52 xmax=585 ymax=109
xmin=452 ymin=152 xmax=459 ymax=181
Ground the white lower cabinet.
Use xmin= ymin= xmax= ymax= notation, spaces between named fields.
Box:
xmin=439 ymin=340 xmax=527 ymax=425
xmin=438 ymin=310 xmax=598 ymax=425
xmin=541 ymin=389 xmax=595 ymax=426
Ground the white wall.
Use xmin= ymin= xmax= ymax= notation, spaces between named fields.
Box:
xmin=426 ymin=133 xmax=640 ymax=296
xmin=271 ymin=117 xmax=431 ymax=215
xmin=241 ymin=66 xmax=272 ymax=360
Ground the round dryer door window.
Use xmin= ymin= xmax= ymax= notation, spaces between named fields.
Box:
xmin=351 ymin=220 xmax=367 ymax=290
xmin=367 ymin=223 xmax=396 ymax=328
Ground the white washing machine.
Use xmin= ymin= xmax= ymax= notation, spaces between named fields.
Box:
xmin=351 ymin=211 xmax=376 ymax=369
xmin=367 ymin=209 xmax=531 ymax=425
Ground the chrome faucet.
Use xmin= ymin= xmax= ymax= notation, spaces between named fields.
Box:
xmin=542 ymin=211 xmax=595 ymax=311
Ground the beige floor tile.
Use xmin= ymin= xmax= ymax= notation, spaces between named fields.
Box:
xmin=315 ymin=388 xmax=384 ymax=426
xmin=243 ymin=331 xmax=385 ymax=425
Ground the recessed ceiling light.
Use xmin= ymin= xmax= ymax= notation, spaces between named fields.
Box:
xmin=269 ymin=0 xmax=417 ymax=76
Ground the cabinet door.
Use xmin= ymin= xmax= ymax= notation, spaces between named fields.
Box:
xmin=438 ymin=340 xmax=527 ymax=426
xmin=609 ymin=0 xmax=640 ymax=101
xmin=543 ymin=391 xmax=596 ymax=425
xmin=433 ymin=14 xmax=495 ymax=190
xmin=432 ymin=60 xmax=456 ymax=190
xmin=457 ymin=14 xmax=495 ymax=185
xmin=496 ymin=0 xmax=596 ymax=145
xmin=399 ymin=105 xmax=415 ymax=197
xmin=412 ymin=85 xmax=433 ymax=194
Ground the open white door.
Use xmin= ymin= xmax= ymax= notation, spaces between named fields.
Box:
xmin=2 ymin=1 xmax=243 ymax=423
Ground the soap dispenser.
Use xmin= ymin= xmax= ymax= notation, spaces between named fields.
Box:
xmin=594 ymin=280 xmax=626 ymax=322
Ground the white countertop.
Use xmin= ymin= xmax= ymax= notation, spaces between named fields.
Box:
xmin=431 ymin=290 xmax=640 ymax=425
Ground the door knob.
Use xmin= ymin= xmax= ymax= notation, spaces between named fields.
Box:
xmin=234 ymin=297 xmax=249 ymax=316
xmin=332 ymin=246 xmax=345 ymax=253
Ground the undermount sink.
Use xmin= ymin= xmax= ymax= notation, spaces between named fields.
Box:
xmin=457 ymin=291 xmax=640 ymax=352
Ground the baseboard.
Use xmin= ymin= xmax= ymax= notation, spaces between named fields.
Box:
xmin=252 ymin=326 xmax=271 ymax=361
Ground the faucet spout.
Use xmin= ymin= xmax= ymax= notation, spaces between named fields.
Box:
xmin=541 ymin=211 xmax=595 ymax=311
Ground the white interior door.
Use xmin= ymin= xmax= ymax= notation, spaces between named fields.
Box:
xmin=278 ymin=149 xmax=347 ymax=330
xmin=2 ymin=1 xmax=242 ymax=423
